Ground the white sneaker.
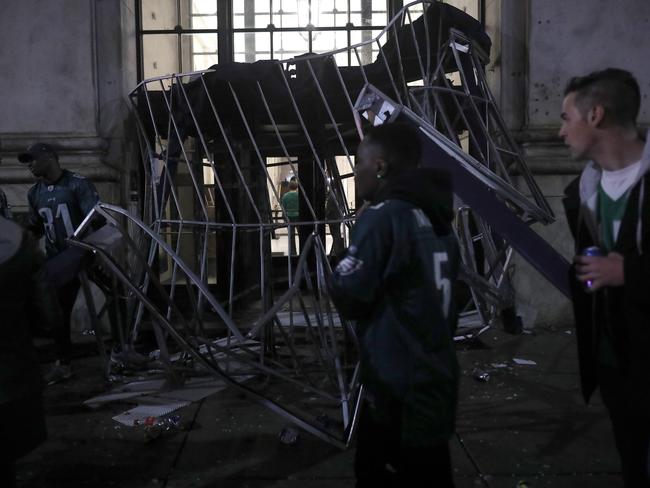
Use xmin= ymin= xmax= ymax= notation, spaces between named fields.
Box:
xmin=44 ymin=361 xmax=74 ymax=385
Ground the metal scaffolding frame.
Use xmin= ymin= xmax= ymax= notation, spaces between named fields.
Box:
xmin=69 ymin=1 xmax=567 ymax=447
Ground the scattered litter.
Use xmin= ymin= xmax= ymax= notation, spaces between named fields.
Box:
xmin=138 ymin=414 xmax=189 ymax=443
xmin=86 ymin=377 xmax=232 ymax=428
xmin=522 ymin=329 xmax=533 ymax=335
xmin=473 ymin=369 xmax=490 ymax=382
xmin=512 ymin=358 xmax=537 ymax=366
xmin=490 ymin=363 xmax=508 ymax=369
xmin=564 ymin=330 xmax=573 ymax=335
xmin=134 ymin=416 xmax=159 ymax=427
xmin=113 ymin=402 xmax=190 ymax=426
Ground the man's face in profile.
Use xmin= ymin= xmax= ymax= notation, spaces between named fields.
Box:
xmin=559 ymin=92 xmax=597 ymax=161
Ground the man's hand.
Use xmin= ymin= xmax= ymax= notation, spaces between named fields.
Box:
xmin=574 ymin=252 xmax=624 ymax=291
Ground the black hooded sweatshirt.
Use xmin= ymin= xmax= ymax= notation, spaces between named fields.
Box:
xmin=328 ymin=167 xmax=460 ymax=446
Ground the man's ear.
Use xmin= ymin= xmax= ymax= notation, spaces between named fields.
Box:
xmin=589 ymin=105 xmax=606 ymax=127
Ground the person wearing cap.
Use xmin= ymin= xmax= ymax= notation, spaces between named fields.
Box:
xmin=18 ymin=142 xmax=100 ymax=384
xmin=0 ymin=216 xmax=62 ymax=487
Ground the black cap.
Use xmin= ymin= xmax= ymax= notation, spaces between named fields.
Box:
xmin=18 ymin=143 xmax=58 ymax=163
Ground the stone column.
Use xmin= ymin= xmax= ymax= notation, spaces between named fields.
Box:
xmin=0 ymin=0 xmax=138 ymax=215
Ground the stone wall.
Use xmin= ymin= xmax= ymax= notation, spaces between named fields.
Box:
xmin=0 ymin=0 xmax=138 ymax=215
xmin=528 ymin=0 xmax=650 ymax=129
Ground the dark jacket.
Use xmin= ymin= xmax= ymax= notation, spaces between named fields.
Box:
xmin=562 ymin=132 xmax=650 ymax=402
xmin=328 ymin=168 xmax=459 ymax=446
xmin=0 ymin=218 xmax=62 ymax=404
xmin=0 ymin=217 xmax=62 ymax=459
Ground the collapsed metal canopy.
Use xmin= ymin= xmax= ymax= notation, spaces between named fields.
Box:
xmin=70 ymin=1 xmax=568 ymax=447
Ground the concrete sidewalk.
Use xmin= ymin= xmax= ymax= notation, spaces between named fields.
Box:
xmin=17 ymin=326 xmax=620 ymax=488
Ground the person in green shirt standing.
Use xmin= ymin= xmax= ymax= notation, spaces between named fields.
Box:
xmin=561 ymin=68 xmax=650 ymax=487
xmin=281 ymin=179 xmax=299 ymax=255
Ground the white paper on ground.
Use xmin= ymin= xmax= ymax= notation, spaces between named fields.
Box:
xmin=112 ymin=401 xmax=190 ymax=426
xmin=102 ymin=378 xmax=238 ymax=426
xmin=512 ymin=358 xmax=537 ymax=366
xmin=490 ymin=363 xmax=508 ymax=368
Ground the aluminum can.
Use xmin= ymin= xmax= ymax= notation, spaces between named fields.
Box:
xmin=580 ymin=246 xmax=603 ymax=290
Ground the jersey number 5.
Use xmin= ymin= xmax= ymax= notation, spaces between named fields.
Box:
xmin=434 ymin=252 xmax=451 ymax=319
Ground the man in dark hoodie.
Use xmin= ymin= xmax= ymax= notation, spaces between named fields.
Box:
xmin=328 ymin=123 xmax=460 ymax=487
xmin=561 ymin=68 xmax=650 ymax=487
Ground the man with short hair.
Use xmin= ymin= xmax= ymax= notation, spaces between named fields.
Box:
xmin=328 ymin=123 xmax=459 ymax=487
xmin=19 ymin=143 xmax=100 ymax=384
xmin=561 ymin=68 xmax=650 ymax=487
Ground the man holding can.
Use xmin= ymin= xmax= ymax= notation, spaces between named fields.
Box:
xmin=561 ymin=68 xmax=650 ymax=487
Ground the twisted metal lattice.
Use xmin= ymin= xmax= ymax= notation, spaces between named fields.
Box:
xmin=70 ymin=1 xmax=562 ymax=447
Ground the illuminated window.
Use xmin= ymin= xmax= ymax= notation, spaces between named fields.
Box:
xmin=137 ymin=1 xmax=483 ymax=79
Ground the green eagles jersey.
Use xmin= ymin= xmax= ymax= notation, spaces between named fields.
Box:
xmin=598 ymin=183 xmax=630 ymax=252
xmin=27 ymin=170 xmax=99 ymax=257
xmin=328 ymin=198 xmax=460 ymax=446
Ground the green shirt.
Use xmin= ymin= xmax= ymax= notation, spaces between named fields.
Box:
xmin=281 ymin=190 xmax=299 ymax=220
xmin=598 ymin=183 xmax=629 ymax=252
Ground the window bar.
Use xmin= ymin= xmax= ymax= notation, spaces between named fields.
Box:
xmin=305 ymin=59 xmax=355 ymax=218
